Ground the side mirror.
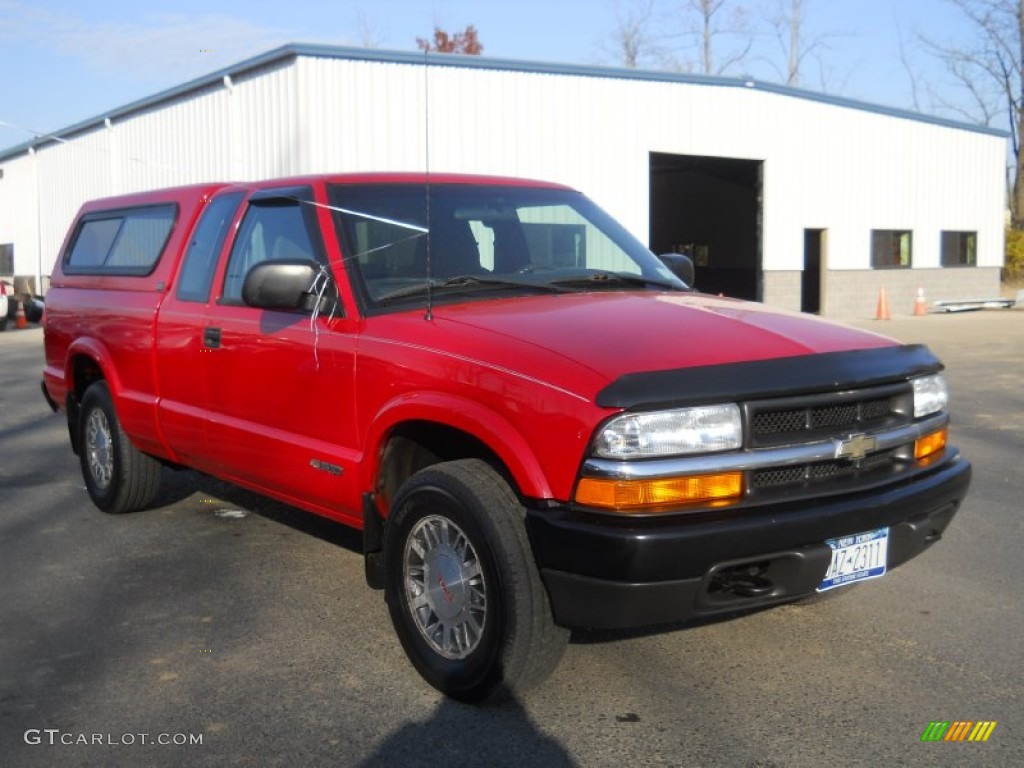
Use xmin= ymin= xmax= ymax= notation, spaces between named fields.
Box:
xmin=242 ymin=260 xmax=321 ymax=310
xmin=658 ymin=253 xmax=695 ymax=289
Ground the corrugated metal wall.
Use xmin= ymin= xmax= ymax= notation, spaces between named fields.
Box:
xmin=0 ymin=151 xmax=40 ymax=281
xmin=291 ymin=55 xmax=1004 ymax=274
xmin=0 ymin=49 xmax=1007 ymax=302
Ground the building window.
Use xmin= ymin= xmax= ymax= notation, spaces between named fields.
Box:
xmin=0 ymin=243 xmax=12 ymax=275
xmin=871 ymin=230 xmax=912 ymax=268
xmin=941 ymin=231 xmax=976 ymax=267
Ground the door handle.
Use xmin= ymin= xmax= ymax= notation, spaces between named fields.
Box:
xmin=203 ymin=327 xmax=222 ymax=348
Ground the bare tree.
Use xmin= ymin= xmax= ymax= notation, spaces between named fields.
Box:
xmin=354 ymin=10 xmax=384 ymax=49
xmin=766 ymin=0 xmax=840 ymax=87
xmin=605 ymin=0 xmax=661 ymax=68
xmin=922 ymin=0 xmax=1023 ymax=227
xmin=785 ymin=0 xmax=802 ymax=85
xmin=654 ymin=0 xmax=753 ymax=75
xmin=896 ymin=23 xmax=923 ymax=112
xmin=688 ymin=0 xmax=753 ymax=75
xmin=602 ymin=0 xmax=752 ymax=75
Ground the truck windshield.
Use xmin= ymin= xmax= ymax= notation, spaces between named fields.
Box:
xmin=327 ymin=183 xmax=685 ymax=310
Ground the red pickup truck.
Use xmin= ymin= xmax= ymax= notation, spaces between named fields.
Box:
xmin=42 ymin=173 xmax=971 ymax=700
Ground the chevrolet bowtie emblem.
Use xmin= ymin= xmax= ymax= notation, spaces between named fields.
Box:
xmin=835 ymin=433 xmax=877 ymax=462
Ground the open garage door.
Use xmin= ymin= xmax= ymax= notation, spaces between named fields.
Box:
xmin=649 ymin=153 xmax=762 ymax=300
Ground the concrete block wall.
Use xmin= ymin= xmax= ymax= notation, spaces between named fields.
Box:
xmin=760 ymin=268 xmax=1001 ymax=318
xmin=823 ymin=268 xmax=1001 ymax=318
xmin=762 ymin=271 xmax=801 ymax=312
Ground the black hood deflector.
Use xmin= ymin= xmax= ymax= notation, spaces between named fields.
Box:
xmin=596 ymin=345 xmax=942 ymax=410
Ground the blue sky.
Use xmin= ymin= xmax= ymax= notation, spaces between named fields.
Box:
xmin=0 ymin=0 xmax=995 ymax=151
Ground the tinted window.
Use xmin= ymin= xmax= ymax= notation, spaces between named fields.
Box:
xmin=65 ymin=205 xmax=176 ymax=275
xmin=67 ymin=219 xmax=122 ymax=268
xmin=177 ymin=192 xmax=244 ymax=302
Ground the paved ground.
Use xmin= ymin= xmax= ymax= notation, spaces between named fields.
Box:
xmin=1 ymin=311 xmax=1022 ymax=767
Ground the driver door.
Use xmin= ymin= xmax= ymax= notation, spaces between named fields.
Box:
xmin=200 ymin=186 xmax=360 ymax=520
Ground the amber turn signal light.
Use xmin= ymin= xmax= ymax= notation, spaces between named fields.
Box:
xmin=574 ymin=472 xmax=743 ymax=512
xmin=914 ymin=426 xmax=948 ymax=461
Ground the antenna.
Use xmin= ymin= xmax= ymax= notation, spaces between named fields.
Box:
xmin=423 ymin=49 xmax=433 ymax=322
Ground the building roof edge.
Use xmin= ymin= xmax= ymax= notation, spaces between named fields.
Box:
xmin=0 ymin=42 xmax=1008 ymax=163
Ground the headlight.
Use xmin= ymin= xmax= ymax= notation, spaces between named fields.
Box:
xmin=594 ymin=404 xmax=742 ymax=459
xmin=912 ymin=374 xmax=948 ymax=418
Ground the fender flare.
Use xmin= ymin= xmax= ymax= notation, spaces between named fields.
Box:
xmin=363 ymin=391 xmax=554 ymax=503
xmin=58 ymin=337 xmax=121 ymax=455
xmin=64 ymin=336 xmax=123 ymax=401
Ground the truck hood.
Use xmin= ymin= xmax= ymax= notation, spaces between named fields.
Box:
xmin=431 ymin=291 xmax=896 ymax=386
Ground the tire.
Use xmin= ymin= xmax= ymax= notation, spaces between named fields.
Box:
xmin=384 ymin=459 xmax=569 ymax=701
xmin=24 ymin=297 xmax=44 ymax=323
xmin=79 ymin=381 xmax=161 ymax=513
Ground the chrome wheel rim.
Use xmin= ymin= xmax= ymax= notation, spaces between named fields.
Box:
xmin=403 ymin=514 xmax=487 ymax=660
xmin=85 ymin=408 xmax=113 ymax=490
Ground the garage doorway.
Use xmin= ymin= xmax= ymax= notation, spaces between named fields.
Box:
xmin=649 ymin=153 xmax=762 ymax=300
xmin=802 ymin=228 xmax=826 ymax=314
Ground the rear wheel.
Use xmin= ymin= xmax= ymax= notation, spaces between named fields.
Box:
xmin=79 ymin=381 xmax=161 ymax=513
xmin=384 ymin=459 xmax=568 ymax=701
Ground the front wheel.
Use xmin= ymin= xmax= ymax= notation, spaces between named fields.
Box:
xmin=384 ymin=459 xmax=568 ymax=701
xmin=79 ymin=381 xmax=161 ymax=513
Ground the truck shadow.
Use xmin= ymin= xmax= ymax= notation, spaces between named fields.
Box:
xmin=571 ymin=608 xmax=777 ymax=644
xmin=355 ymin=686 xmax=577 ymax=768
xmin=152 ymin=466 xmax=364 ymax=554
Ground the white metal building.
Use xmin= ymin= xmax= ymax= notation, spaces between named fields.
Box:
xmin=0 ymin=44 xmax=1007 ymax=316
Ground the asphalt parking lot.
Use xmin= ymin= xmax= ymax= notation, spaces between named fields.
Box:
xmin=1 ymin=310 xmax=1022 ymax=767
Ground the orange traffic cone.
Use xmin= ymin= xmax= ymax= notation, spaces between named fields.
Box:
xmin=14 ymin=299 xmax=27 ymax=329
xmin=913 ymin=287 xmax=927 ymax=316
xmin=875 ymin=287 xmax=890 ymax=320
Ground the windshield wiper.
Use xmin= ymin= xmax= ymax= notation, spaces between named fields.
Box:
xmin=376 ymin=274 xmax=569 ymax=303
xmin=549 ymin=271 xmax=684 ymax=291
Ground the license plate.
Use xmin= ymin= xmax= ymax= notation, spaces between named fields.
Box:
xmin=817 ymin=527 xmax=889 ymax=592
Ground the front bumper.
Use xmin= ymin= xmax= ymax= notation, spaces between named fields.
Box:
xmin=526 ymin=452 xmax=971 ymax=629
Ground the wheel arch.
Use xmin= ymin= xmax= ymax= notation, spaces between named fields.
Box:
xmin=365 ymin=393 xmax=554 ymax=516
xmin=65 ymin=337 xmax=123 ymax=401
xmin=63 ymin=339 xmax=121 ymax=455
